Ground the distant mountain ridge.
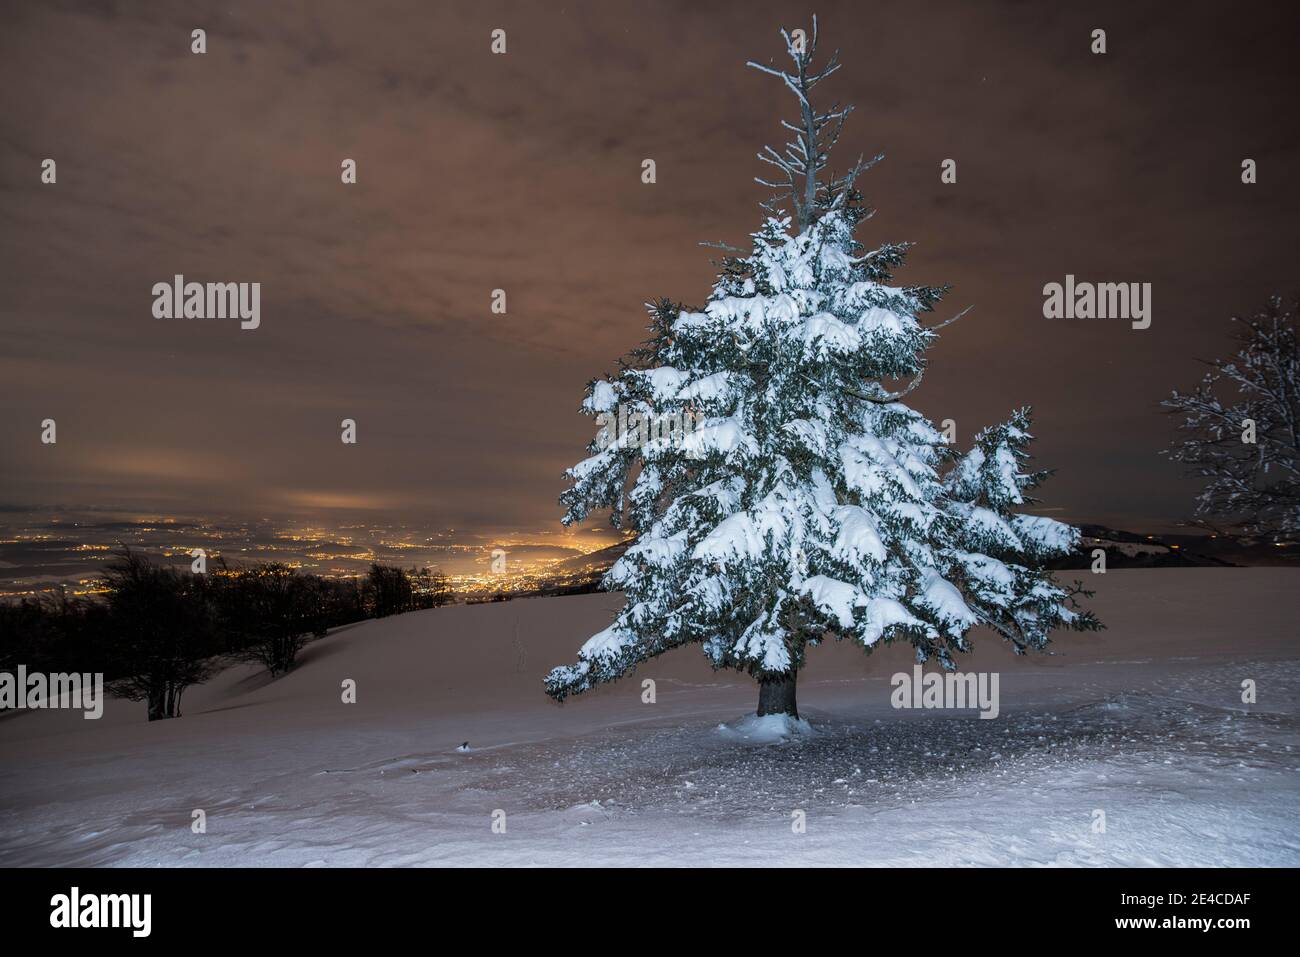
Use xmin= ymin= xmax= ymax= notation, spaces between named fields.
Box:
xmin=543 ymin=525 xmax=1295 ymax=593
xmin=1060 ymin=525 xmax=1298 ymax=570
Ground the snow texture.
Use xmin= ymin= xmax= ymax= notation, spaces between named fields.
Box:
xmin=1 ymin=569 xmax=1296 ymax=867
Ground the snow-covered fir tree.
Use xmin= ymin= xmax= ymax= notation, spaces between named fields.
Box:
xmin=1162 ymin=295 xmax=1300 ymax=538
xmin=547 ymin=21 xmax=1100 ymax=718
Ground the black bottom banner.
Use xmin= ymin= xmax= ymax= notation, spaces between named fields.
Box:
xmin=0 ymin=866 xmax=1288 ymax=944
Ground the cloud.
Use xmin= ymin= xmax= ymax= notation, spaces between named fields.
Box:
xmin=1 ymin=0 xmax=1296 ymax=534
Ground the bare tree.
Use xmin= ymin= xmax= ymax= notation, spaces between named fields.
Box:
xmin=367 ymin=563 xmax=413 ymax=618
xmin=1162 ymin=295 xmax=1300 ymax=538
xmin=746 ymin=15 xmax=878 ymax=230
xmin=221 ymin=563 xmax=325 ymax=677
xmin=102 ymin=549 xmax=218 ymax=720
xmin=408 ymin=566 xmax=452 ymax=608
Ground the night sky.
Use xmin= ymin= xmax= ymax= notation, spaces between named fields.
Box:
xmin=2 ymin=0 xmax=1297 ymax=537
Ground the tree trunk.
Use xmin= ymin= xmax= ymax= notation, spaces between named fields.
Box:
xmin=757 ymin=672 xmax=798 ymax=718
xmin=147 ymin=687 xmax=166 ymax=722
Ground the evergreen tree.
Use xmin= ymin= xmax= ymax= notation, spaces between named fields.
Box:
xmin=548 ymin=21 xmax=1100 ymax=718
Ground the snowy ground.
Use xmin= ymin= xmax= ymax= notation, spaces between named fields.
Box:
xmin=1 ymin=568 xmax=1297 ymax=867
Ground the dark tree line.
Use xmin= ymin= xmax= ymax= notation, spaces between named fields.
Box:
xmin=0 ymin=551 xmax=451 ymax=721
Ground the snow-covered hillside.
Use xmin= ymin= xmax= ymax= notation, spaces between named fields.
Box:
xmin=1 ymin=569 xmax=1296 ymax=867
